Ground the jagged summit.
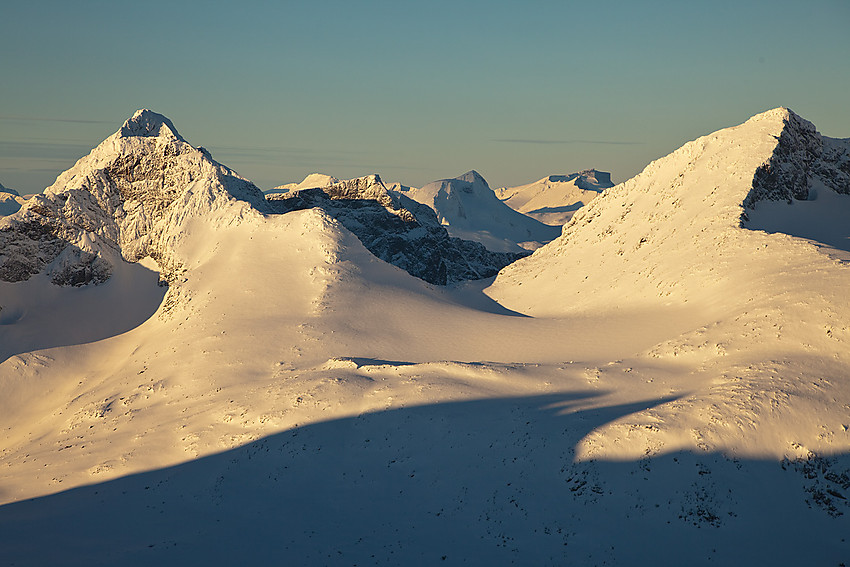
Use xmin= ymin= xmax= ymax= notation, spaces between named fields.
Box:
xmin=0 ymin=110 xmax=265 ymax=285
xmin=744 ymin=106 xmax=795 ymax=124
xmin=119 ymin=109 xmax=183 ymax=141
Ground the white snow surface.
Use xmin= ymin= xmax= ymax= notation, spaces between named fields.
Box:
xmin=495 ymin=170 xmax=614 ymax=225
xmin=1 ymin=107 xmax=849 ymax=566
xmin=402 ymin=170 xmax=562 ymax=252
xmin=269 ymin=172 xmax=339 ymax=194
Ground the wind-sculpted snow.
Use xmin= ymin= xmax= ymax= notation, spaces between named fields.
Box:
xmin=0 ymin=109 xmax=267 ymax=285
xmin=267 ymin=174 xmax=527 ymax=285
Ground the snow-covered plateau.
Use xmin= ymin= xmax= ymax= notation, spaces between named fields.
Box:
xmin=1 ymin=108 xmax=849 ymax=566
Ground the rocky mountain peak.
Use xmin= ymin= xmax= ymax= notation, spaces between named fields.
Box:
xmin=119 ymin=109 xmax=183 ymax=141
xmin=0 ymin=110 xmax=265 ymax=286
xmin=743 ymin=107 xmax=849 ymax=209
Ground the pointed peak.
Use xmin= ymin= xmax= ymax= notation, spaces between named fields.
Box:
xmin=457 ymin=170 xmax=488 ymax=186
xmin=744 ymin=107 xmax=817 ymax=138
xmin=119 ymin=109 xmax=183 ymax=141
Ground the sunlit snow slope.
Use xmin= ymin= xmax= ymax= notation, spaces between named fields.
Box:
xmin=495 ymin=170 xmax=614 ymax=225
xmin=1 ymin=108 xmax=849 ymax=566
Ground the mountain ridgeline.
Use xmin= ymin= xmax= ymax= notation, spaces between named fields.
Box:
xmin=0 ymin=111 xmax=525 ymax=288
xmin=267 ymin=175 xmax=527 ymax=285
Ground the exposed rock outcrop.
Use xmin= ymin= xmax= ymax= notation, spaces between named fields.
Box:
xmin=267 ymin=174 xmax=527 ymax=285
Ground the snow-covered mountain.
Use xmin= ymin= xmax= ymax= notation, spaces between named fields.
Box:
xmin=0 ymin=182 xmax=19 ymax=196
xmin=495 ymin=169 xmax=614 ymax=225
xmin=267 ymin=174 xmax=526 ymax=284
xmin=268 ymin=172 xmax=339 ymax=194
xmin=0 ymin=183 xmax=25 ymax=217
xmin=1 ymin=108 xmax=849 ymax=566
xmin=487 ymin=106 xmax=850 ymax=459
xmin=0 ymin=109 xmax=267 ymax=286
xmin=403 ymin=170 xmax=562 ymax=252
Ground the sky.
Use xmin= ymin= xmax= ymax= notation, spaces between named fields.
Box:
xmin=1 ymin=0 xmax=848 ymax=194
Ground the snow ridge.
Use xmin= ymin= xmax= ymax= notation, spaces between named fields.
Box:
xmin=487 ymin=107 xmax=848 ymax=316
xmin=0 ymin=182 xmax=20 ymax=197
xmin=743 ymin=109 xmax=850 ymax=209
xmin=270 ymin=173 xmax=340 ymax=194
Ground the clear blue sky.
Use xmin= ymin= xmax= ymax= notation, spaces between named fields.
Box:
xmin=1 ymin=0 xmax=848 ymax=193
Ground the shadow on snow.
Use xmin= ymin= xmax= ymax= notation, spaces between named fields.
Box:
xmin=0 ymin=393 xmax=848 ymax=566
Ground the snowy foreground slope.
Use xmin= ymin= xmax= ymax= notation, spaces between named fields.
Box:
xmin=1 ymin=109 xmax=850 ymax=566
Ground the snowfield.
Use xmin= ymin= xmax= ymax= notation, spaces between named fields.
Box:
xmin=495 ymin=170 xmax=614 ymax=226
xmin=0 ymin=108 xmax=849 ymax=566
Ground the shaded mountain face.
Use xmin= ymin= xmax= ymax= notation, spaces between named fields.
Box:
xmin=0 ymin=186 xmax=25 ymax=217
xmin=742 ymin=110 xmax=850 ymax=208
xmin=267 ymin=175 xmax=528 ymax=285
xmin=0 ymin=110 xmax=267 ymax=286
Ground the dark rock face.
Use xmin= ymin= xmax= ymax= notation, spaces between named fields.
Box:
xmin=0 ymin=216 xmax=82 ymax=283
xmin=267 ymin=175 xmax=528 ymax=285
xmin=743 ymin=111 xmax=850 ymax=211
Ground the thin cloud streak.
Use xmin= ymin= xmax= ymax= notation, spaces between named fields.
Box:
xmin=493 ymin=139 xmax=642 ymax=146
xmin=0 ymin=115 xmax=114 ymax=125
